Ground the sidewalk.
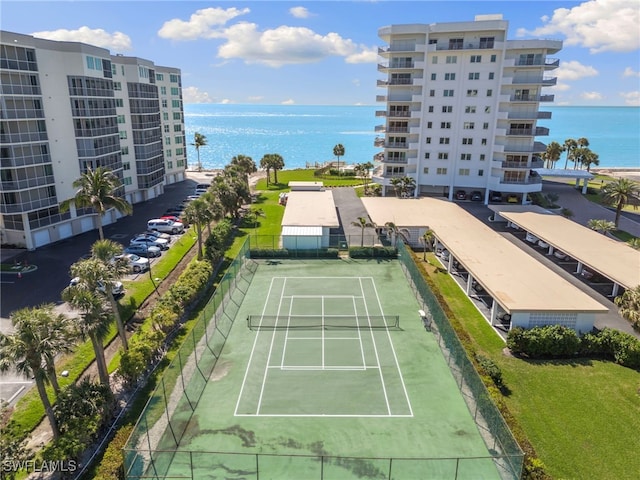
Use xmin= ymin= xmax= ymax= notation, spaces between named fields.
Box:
xmin=542 ymin=180 xmax=640 ymax=238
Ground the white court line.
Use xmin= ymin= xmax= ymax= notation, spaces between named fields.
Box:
xmin=359 ymin=278 xmax=391 ymax=416
xmin=286 ymin=336 xmax=358 ymax=341
xmin=235 ymin=413 xmax=414 ymax=418
xmin=353 ymin=295 xmax=367 ymax=368
xmin=256 ymin=278 xmax=287 ymax=415
xmin=274 ymin=365 xmax=370 ymax=371
xmin=282 ymin=295 xmax=363 ymax=299
xmin=321 ymin=296 xmax=325 ymax=369
xmin=234 ymin=277 xmax=279 ymax=416
xmin=369 ymin=277 xmax=414 ymax=417
xmin=280 ymin=299 xmax=294 ymax=370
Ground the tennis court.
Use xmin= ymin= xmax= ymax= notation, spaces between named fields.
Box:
xmin=128 ymin=258 xmax=509 ymax=479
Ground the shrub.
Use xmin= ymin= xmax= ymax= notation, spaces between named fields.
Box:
xmin=94 ymin=424 xmax=133 ymax=480
xmin=475 ymin=354 xmax=503 ymax=387
xmin=249 ymin=248 xmax=289 ymax=258
xmin=349 ymin=246 xmax=397 ymax=258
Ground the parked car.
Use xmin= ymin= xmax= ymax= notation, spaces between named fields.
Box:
xmin=470 ymin=191 xmax=483 ymax=202
xmin=114 ymin=253 xmax=150 ymax=273
xmin=160 ymin=214 xmax=188 ymax=227
xmin=147 ymin=218 xmax=184 ymax=234
xmin=537 ymin=239 xmax=550 ymax=249
xmin=525 ymin=232 xmax=539 ymax=244
xmin=124 ymin=244 xmax=161 ymax=258
xmin=490 ymin=191 xmax=503 ymax=202
xmin=455 ymin=190 xmax=467 ymax=200
xmin=185 ymin=195 xmax=200 ymax=202
xmin=142 ymin=229 xmax=171 ymax=240
xmin=130 ymin=235 xmax=169 ymax=250
xmin=507 ymin=194 xmax=519 ymax=204
xmin=164 ymin=207 xmax=185 ymax=217
xmin=69 ymin=277 xmax=124 ymax=296
xmin=553 ymin=250 xmax=568 ymax=260
xmin=195 ymin=183 xmax=210 ymax=190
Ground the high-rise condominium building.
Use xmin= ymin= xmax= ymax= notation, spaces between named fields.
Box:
xmin=0 ymin=31 xmax=186 ymax=249
xmin=375 ymin=15 xmax=561 ymax=203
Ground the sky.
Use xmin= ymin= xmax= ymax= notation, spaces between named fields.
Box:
xmin=2 ymin=0 xmax=639 ymax=106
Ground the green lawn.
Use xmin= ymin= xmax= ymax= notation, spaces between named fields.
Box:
xmin=420 ymin=252 xmax=640 ymax=480
xmin=255 ymin=168 xmax=365 ymax=190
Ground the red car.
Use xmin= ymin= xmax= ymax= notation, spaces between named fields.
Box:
xmin=161 ymin=214 xmax=188 ymax=227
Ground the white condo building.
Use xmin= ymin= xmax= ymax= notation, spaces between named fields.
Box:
xmin=374 ymin=15 xmax=561 ymax=203
xmin=0 ymin=31 xmax=186 ymax=249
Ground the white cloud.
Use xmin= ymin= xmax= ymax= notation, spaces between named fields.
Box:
xmin=281 ymin=99 xmax=296 ymax=105
xmin=620 ymin=91 xmax=640 ymax=106
xmin=217 ymin=23 xmax=373 ymax=67
xmin=158 ymin=7 xmax=250 ymax=41
xmin=246 ymin=96 xmax=264 ymax=103
xmin=289 ymin=7 xmax=312 ymax=19
xmin=31 ymin=26 xmax=132 ymax=51
xmin=580 ymin=91 xmax=603 ymax=101
xmin=555 ymin=60 xmax=598 ymax=81
xmin=516 ymin=0 xmax=640 ymax=53
xmin=345 ymin=46 xmax=378 ymax=64
xmin=551 ymin=82 xmax=571 ymax=91
xmin=220 ymin=99 xmax=234 ymax=104
xmin=182 ymin=86 xmax=215 ymax=104
xmin=623 ymin=67 xmax=640 ymax=78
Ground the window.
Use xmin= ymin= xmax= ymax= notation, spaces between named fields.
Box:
xmin=425 ymin=137 xmax=431 ymax=144
xmin=171 ymin=100 xmax=180 ymax=108
xmin=440 ymin=122 xmax=451 ymax=129
xmin=437 ymin=153 xmax=449 ymax=160
xmin=485 ymin=106 xmax=491 ymax=113
xmin=111 ymin=64 xmax=117 ymax=75
xmin=424 ymin=153 xmax=430 ymax=160
xmin=459 ymin=168 xmax=470 ymax=176
xmin=480 ymin=37 xmax=495 ymax=49
xmin=470 ymin=55 xmax=481 ymax=63
xmin=173 ymin=124 xmax=182 ymax=132
xmin=439 ymin=137 xmax=450 ymax=144
xmin=449 ymin=38 xmax=463 ymax=50
xmin=86 ymin=56 xmax=95 ymax=70
xmin=165 ymin=149 xmax=172 ymax=157
xmin=119 ymin=131 xmax=127 ymax=139
xmin=428 ymin=106 xmax=434 ymax=113
xmin=163 ymin=125 xmax=169 ymax=133
xmin=170 ymin=74 xmax=179 ymax=83
xmin=442 ymin=105 xmax=453 ymax=113
xmin=488 ymin=72 xmax=495 ymax=80
xmin=444 ymin=89 xmax=454 ymax=97
xmin=427 ymin=121 xmax=433 ymax=128
xmin=445 ymin=55 xmax=457 ymax=64
xmin=462 ymin=138 xmax=473 ymax=145
xmin=480 ymin=154 xmax=486 ymax=161
xmin=478 ymin=169 xmax=484 ymax=176
xmin=167 ymin=161 xmax=173 ymax=169
xmin=163 ymin=112 xmax=169 ymax=121
xmin=175 ymin=148 xmax=184 ymax=155
xmin=121 ymin=147 xmax=129 ymax=155
xmin=490 ymin=54 xmax=497 ymax=63
xmin=115 ymin=98 xmax=124 ymax=107
xmin=436 ymin=167 xmax=448 ymax=175
xmin=431 ymin=73 xmax=437 ymax=81
xmin=160 ymin=86 xmax=167 ymax=95
xmin=487 ymin=89 xmax=493 ymax=97
xmin=170 ymin=87 xmax=179 ymax=95
xmin=431 ymin=56 xmax=438 ymax=64
xmin=468 ymin=72 xmax=480 ymax=80
xmin=463 ymin=122 xmax=475 ymax=129
xmin=429 ymin=89 xmax=435 ymax=97
xmin=113 ymin=82 xmax=122 ymax=91
xmin=481 ymin=138 xmax=487 ymax=145
xmin=117 ymin=115 xmax=126 ymax=124
xmin=445 ymin=73 xmax=456 ymax=80
xmin=465 ymin=106 xmax=476 ymax=114
xmin=483 ymin=122 xmax=489 ymax=130
xmin=423 ymin=167 xmax=429 ymax=174
xmin=467 ymin=89 xmax=478 ymax=97
xmin=174 ymin=136 xmax=183 ymax=144
xmin=173 ymin=112 xmax=181 ymax=120
xmin=162 ymin=99 xmax=168 ymax=108
xmin=461 ymin=153 xmax=471 ymax=160
xmin=123 ymin=177 xmax=132 ymax=186
xmin=156 ymin=73 xmax=164 ymax=81
xmin=177 ymin=159 xmax=185 ymax=167
xmin=165 ymin=137 xmax=171 ymax=145
xmin=123 ymin=162 xmax=130 ymax=170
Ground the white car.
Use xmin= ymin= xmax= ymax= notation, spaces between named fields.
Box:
xmin=131 ymin=234 xmax=169 ymax=250
xmin=115 ymin=253 xmax=150 ymax=273
xmin=69 ymin=277 xmax=124 ymax=296
xmin=525 ymin=232 xmax=539 ymax=244
xmin=553 ymin=250 xmax=568 ymax=260
xmin=537 ymin=239 xmax=550 ymax=249
xmin=147 ymin=218 xmax=184 ymax=234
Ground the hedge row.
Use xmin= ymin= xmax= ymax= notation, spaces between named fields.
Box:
xmin=507 ymin=325 xmax=640 ymax=369
xmin=249 ymin=248 xmax=340 ymax=259
xmin=348 ymin=246 xmax=397 ymax=258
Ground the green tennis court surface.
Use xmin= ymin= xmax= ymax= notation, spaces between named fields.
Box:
xmin=138 ymin=259 xmax=502 ymax=479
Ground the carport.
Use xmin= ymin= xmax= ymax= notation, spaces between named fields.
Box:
xmin=363 ymin=197 xmax=609 ymax=334
xmin=533 ymin=168 xmax=594 ymax=194
xmin=281 ymin=190 xmax=340 ymax=249
xmin=490 ymin=205 xmax=640 ymax=297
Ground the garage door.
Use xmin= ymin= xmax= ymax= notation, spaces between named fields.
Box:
xmin=80 ymin=217 xmax=94 ymax=233
xmin=58 ymin=224 xmax=73 ymax=240
xmin=33 ymin=230 xmax=51 ymax=248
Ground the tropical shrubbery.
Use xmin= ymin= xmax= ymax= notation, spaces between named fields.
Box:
xmin=507 ymin=325 xmax=640 ymax=369
xmin=348 ymin=246 xmax=397 ymax=258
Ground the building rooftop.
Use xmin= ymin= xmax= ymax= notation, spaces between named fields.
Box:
xmin=362 ymin=197 xmax=609 ymax=314
xmin=281 ymin=190 xmax=340 ymax=227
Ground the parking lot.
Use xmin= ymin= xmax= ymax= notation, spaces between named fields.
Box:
xmin=0 ymin=172 xmax=217 ymax=405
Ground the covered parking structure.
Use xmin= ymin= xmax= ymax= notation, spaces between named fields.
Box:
xmin=490 ymin=205 xmax=640 ymax=297
xmin=533 ymin=168 xmax=594 ymax=194
xmin=362 ymin=197 xmax=609 ymax=334
xmin=281 ymin=190 xmax=340 ymax=250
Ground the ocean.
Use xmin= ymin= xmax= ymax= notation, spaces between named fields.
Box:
xmin=184 ymin=104 xmax=639 ymax=170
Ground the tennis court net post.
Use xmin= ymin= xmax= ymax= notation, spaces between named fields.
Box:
xmin=247 ymin=314 xmax=400 ymax=330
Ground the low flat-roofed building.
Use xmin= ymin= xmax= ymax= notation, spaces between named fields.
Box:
xmin=288 ymin=181 xmax=324 ymax=191
xmin=490 ymin=205 xmax=640 ymax=295
xmin=363 ymin=197 xmax=609 ymax=332
xmin=281 ymin=190 xmax=340 ymax=249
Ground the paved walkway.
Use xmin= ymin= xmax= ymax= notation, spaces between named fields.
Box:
xmin=331 ymin=188 xmax=379 ymax=246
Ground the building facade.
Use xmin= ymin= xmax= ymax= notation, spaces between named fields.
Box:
xmin=374 ymin=15 xmax=561 ymax=203
xmin=0 ymin=31 xmax=186 ymax=249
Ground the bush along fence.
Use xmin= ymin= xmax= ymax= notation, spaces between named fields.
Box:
xmin=396 ymin=241 xmax=525 ymax=480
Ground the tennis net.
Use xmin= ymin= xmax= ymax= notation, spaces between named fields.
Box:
xmin=247 ymin=314 xmax=400 ymax=330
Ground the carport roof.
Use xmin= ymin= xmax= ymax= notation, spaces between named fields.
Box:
xmin=281 ymin=190 xmax=340 ymax=227
xmin=490 ymin=205 xmax=640 ymax=290
xmin=362 ymin=197 xmax=608 ymax=314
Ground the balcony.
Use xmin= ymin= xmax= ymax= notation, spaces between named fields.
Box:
xmin=537 ymin=111 xmax=552 ymax=119
xmin=501 ymin=160 xmax=544 ymax=169
xmin=387 ymin=125 xmax=409 ymax=133
xmin=381 ymin=156 xmax=408 ymax=164
xmin=513 ymin=58 xmax=560 ymax=67
xmin=535 ymin=126 xmax=549 ymax=136
xmin=0 ymin=131 xmax=49 ymax=143
xmin=375 ymin=125 xmax=386 ymax=133
xmin=385 ymin=141 xmax=408 ymax=149
xmin=378 ymin=60 xmax=415 ymax=70
xmin=507 ymin=128 xmax=534 ymax=136
xmin=1 ymin=108 xmax=46 ymax=119
xmin=539 ymin=94 xmax=555 ymax=102
xmin=542 ymin=77 xmax=557 ymax=86
xmin=387 ymin=111 xmax=412 ymax=118
xmin=500 ymin=176 xmax=542 ymax=185
xmin=374 ymin=137 xmax=385 ymax=148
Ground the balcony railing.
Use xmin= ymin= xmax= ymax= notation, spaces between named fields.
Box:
xmin=539 ymin=94 xmax=555 ymax=102
xmin=1 ymin=175 xmax=56 ymax=191
xmin=385 ymin=142 xmax=408 ymax=149
xmin=501 ymin=160 xmax=544 ymax=169
xmin=387 ymin=126 xmax=409 ymax=133
xmin=507 ymin=128 xmax=533 ymax=136
xmin=535 ymin=126 xmax=549 ymax=136
xmin=378 ymin=60 xmax=415 ymax=69
xmin=382 ymin=157 xmax=408 ymax=164
xmin=387 ymin=111 xmax=411 ymax=118
xmin=537 ymin=111 xmax=552 ymax=119
xmin=515 ymin=58 xmax=559 ymax=67
xmin=500 ymin=176 xmax=542 ymax=185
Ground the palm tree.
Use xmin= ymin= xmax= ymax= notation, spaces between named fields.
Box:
xmin=62 ymin=275 xmax=112 ymax=387
xmin=333 ymin=144 xmax=345 ymax=171
xmin=543 ymin=141 xmax=564 ymax=169
xmin=384 ymin=221 xmax=410 ymax=247
xmin=90 ymin=240 xmax=130 ymax=351
xmin=259 ymin=155 xmax=272 ymax=186
xmin=59 ymin=167 xmax=132 ymax=240
xmin=230 ymin=154 xmax=257 ymax=185
xmin=0 ymin=306 xmax=73 ymax=439
xmin=390 ymin=177 xmax=403 ymax=198
xmin=562 ymin=138 xmax=578 ymax=169
xmin=401 ymin=176 xmax=416 ymax=198
xmin=627 ymin=238 xmax=640 ymax=250
xmin=614 ymin=285 xmax=640 ymax=326
xmin=579 ymin=149 xmax=599 ymax=172
xmin=262 ymin=153 xmax=285 ymax=184
xmin=351 ymin=216 xmax=376 ymax=247
xmin=191 ymin=132 xmax=208 ymax=172
xmin=600 ymin=178 xmax=640 ymax=228
xmin=587 ymin=218 xmax=616 ymax=235
xmin=361 ymin=161 xmax=374 ymax=193
xmin=420 ymin=229 xmax=435 ymax=260
xmin=183 ymin=198 xmax=213 ymax=260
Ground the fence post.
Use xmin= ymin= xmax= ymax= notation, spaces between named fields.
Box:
xmin=256 ymin=454 xmax=259 ymax=480
xmin=190 ymin=451 xmax=194 ymax=480
xmin=388 ymin=458 xmax=392 ymax=480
